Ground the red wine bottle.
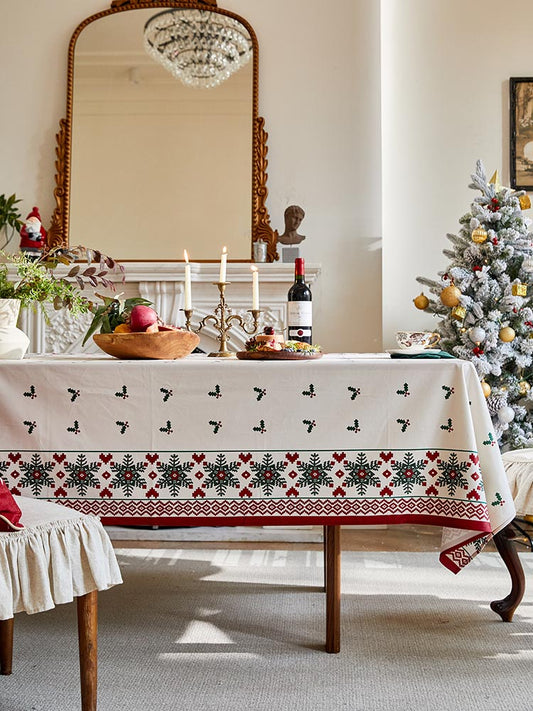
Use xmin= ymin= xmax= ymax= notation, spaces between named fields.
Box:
xmin=287 ymin=258 xmax=312 ymax=344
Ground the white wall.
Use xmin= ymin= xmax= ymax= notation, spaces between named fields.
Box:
xmin=381 ymin=0 xmax=533 ymax=348
xmin=0 ymin=0 xmax=382 ymax=353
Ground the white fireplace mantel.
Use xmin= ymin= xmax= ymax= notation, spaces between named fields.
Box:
xmin=17 ymin=262 xmax=321 ymax=355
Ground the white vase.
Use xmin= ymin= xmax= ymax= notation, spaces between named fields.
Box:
xmin=0 ymin=299 xmax=30 ymax=359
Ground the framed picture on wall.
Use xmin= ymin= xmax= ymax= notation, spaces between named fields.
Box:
xmin=510 ymin=77 xmax=533 ymax=190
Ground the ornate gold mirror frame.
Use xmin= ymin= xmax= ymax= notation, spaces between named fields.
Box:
xmin=48 ymin=0 xmax=278 ymax=261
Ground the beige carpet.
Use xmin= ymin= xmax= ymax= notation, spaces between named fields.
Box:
xmin=2 ymin=549 xmax=533 ymax=711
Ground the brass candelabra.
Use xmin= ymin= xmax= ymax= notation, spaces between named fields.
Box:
xmin=182 ymin=282 xmax=261 ymax=357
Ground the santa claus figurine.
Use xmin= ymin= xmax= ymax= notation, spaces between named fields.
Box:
xmin=19 ymin=207 xmax=47 ymax=259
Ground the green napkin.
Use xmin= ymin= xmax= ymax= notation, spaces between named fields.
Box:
xmin=390 ymin=350 xmax=455 ymax=359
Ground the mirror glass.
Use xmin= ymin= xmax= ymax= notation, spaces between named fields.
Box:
xmin=69 ymin=7 xmax=253 ymax=261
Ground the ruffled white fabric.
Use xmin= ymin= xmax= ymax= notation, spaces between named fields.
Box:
xmin=0 ymin=497 xmax=122 ymax=619
xmin=502 ymin=449 xmax=533 ymax=517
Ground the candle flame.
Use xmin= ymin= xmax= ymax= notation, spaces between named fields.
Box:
xmin=222 ymin=246 xmax=227 ymax=254
xmin=250 ymin=265 xmax=257 ymax=272
xmin=184 ymin=250 xmax=189 ymax=263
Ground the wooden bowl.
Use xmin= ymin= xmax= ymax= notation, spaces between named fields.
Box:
xmin=93 ymin=330 xmax=200 ymax=360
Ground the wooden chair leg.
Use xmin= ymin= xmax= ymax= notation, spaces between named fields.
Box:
xmin=0 ymin=618 xmax=14 ymax=675
xmin=77 ymin=590 xmax=98 ymax=711
xmin=325 ymin=525 xmax=341 ymax=653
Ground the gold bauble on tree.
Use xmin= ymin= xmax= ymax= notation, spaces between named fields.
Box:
xmin=440 ymin=284 xmax=462 ymax=307
xmin=481 ymin=381 xmax=491 ymax=398
xmin=471 ymin=227 xmax=488 ymax=244
xmin=499 ymin=326 xmax=516 ymax=342
xmin=413 ymin=292 xmax=429 ymax=310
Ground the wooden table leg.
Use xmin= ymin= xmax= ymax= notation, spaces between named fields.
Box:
xmin=490 ymin=523 xmax=526 ymax=622
xmin=0 ymin=618 xmax=14 ymax=675
xmin=77 ymin=590 xmax=98 ymax=711
xmin=325 ymin=524 xmax=341 ymax=653
xmin=323 ymin=525 xmax=328 ymax=592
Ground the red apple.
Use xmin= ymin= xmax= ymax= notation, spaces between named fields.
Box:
xmin=130 ymin=305 xmax=158 ymax=332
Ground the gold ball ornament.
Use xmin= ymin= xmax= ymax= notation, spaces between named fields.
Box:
xmin=481 ymin=381 xmax=491 ymax=398
xmin=413 ymin=293 xmax=429 ymax=310
xmin=499 ymin=326 xmax=516 ymax=342
xmin=440 ymin=284 xmax=462 ymax=307
xmin=519 ymin=380 xmax=531 ymax=396
xmin=471 ymin=227 xmax=488 ymax=244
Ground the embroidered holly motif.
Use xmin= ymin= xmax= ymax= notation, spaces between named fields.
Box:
xmin=344 ymin=452 xmax=381 ymax=494
xmin=440 ymin=418 xmax=454 ymax=432
xmin=253 ymin=387 xmax=267 ymax=401
xmin=442 ymin=386 xmax=455 ymax=399
xmin=65 ymin=454 xmax=100 ymax=495
xmin=396 ymin=418 xmax=410 ymax=432
xmin=348 ymin=386 xmax=361 ymax=400
xmin=116 ymin=420 xmax=129 ymax=435
xmin=19 ymin=454 xmax=55 ymax=495
xmin=159 ymin=420 xmax=173 ymax=434
xmin=396 ymin=383 xmax=410 ymax=397
xmin=209 ymin=420 xmax=222 ymax=434
xmin=302 ymin=384 xmax=316 ymax=398
xmin=203 ymin=454 xmax=240 ymax=495
xmin=110 ymin=453 xmax=146 ymax=496
xmin=67 ymin=420 xmax=80 ymax=434
xmin=115 ymin=386 xmax=128 ymax=399
xmin=297 ymin=453 xmax=334 ymax=494
xmin=67 ymin=388 xmax=80 ymax=402
xmin=250 ymin=453 xmax=287 ymax=495
xmin=390 ymin=452 xmax=426 ymax=493
xmin=436 ymin=452 xmax=469 ymax=495
xmin=160 ymin=388 xmax=173 ymax=402
xmin=23 ymin=420 xmax=36 ymax=434
xmin=347 ymin=419 xmax=360 ymax=433
xmin=491 ymin=492 xmax=505 ymax=507
xmin=303 ymin=419 xmax=317 ymax=433
xmin=23 ymin=385 xmax=36 ymax=399
xmin=252 ymin=419 xmax=266 ymax=434
xmin=483 ymin=432 xmax=496 ymax=446
xmin=157 ymin=455 xmax=193 ymax=496
xmin=208 ymin=385 xmax=222 ymax=399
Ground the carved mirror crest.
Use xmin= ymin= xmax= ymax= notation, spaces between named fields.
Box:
xmin=49 ymin=0 xmax=278 ymax=262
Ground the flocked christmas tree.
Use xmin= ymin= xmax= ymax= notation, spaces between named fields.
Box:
xmin=415 ymin=160 xmax=533 ymax=450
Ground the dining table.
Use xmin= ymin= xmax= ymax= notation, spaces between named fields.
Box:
xmin=0 ymin=352 xmax=524 ymax=652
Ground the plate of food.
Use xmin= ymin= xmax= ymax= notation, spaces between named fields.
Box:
xmin=236 ymin=328 xmax=322 ymax=360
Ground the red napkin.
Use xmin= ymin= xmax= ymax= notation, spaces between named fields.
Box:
xmin=0 ymin=480 xmax=24 ymax=531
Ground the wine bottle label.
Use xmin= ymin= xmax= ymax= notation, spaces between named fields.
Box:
xmin=288 ymin=327 xmax=312 ymax=339
xmin=287 ymin=301 xmax=312 ymax=329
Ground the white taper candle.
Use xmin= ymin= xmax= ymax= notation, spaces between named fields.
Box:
xmin=183 ymin=250 xmax=191 ymax=310
xmin=251 ymin=265 xmax=259 ymax=310
xmin=219 ymin=246 xmax=227 ymax=283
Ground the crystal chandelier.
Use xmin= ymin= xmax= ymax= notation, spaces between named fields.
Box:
xmin=143 ymin=9 xmax=252 ymax=89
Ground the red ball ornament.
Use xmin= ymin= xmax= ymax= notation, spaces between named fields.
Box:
xmin=473 ymin=265 xmax=482 ymax=272
xmin=492 ymin=237 xmax=499 ymax=245
xmin=489 ymin=198 xmax=500 ymax=212
xmin=473 ymin=346 xmax=484 ymax=356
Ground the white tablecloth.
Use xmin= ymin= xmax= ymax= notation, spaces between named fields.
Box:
xmin=0 ymin=496 xmax=122 ymax=619
xmin=0 ymin=354 xmax=515 ymax=573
